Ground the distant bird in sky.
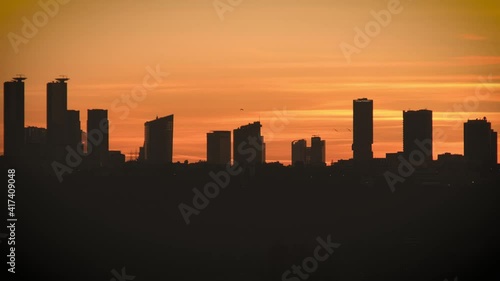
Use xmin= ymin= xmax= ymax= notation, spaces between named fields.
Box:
xmin=347 ymin=128 xmax=351 ymax=132
xmin=240 ymin=108 xmax=244 ymax=111
xmin=334 ymin=129 xmax=338 ymax=132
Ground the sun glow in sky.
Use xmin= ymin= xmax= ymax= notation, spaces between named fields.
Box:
xmin=1 ymin=0 xmax=499 ymax=164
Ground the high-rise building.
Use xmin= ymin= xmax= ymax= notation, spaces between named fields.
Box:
xmin=47 ymin=77 xmax=68 ymax=147
xmin=403 ymin=109 xmax=433 ymax=164
xmin=233 ymin=121 xmax=265 ymax=166
xmin=3 ymin=76 xmax=25 ymax=160
xmin=108 ymin=151 xmax=126 ymax=167
xmin=24 ymin=126 xmax=47 ymax=160
xmin=492 ymin=130 xmax=498 ymax=165
xmin=291 ymin=139 xmax=307 ymax=166
xmin=144 ymin=115 xmax=174 ymax=164
xmin=66 ymin=110 xmax=81 ymax=152
xmin=25 ymin=127 xmax=47 ymax=145
xmin=464 ymin=117 xmax=497 ymax=167
xmin=310 ymin=136 xmax=326 ymax=166
xmin=207 ymin=131 xmax=231 ymax=165
xmin=352 ymin=98 xmax=373 ymax=162
xmin=87 ymin=109 xmax=109 ymax=167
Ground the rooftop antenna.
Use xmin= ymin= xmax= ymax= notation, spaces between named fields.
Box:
xmin=55 ymin=75 xmax=69 ymax=83
xmin=13 ymin=74 xmax=27 ymax=82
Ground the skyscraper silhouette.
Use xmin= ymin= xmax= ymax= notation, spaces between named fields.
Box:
xmin=310 ymin=136 xmax=326 ymax=166
xmin=233 ymin=121 xmax=265 ymax=166
xmin=403 ymin=109 xmax=433 ymax=164
xmin=464 ymin=117 xmax=497 ymax=168
xmin=207 ymin=131 xmax=231 ymax=165
xmin=87 ymin=109 xmax=109 ymax=168
xmin=47 ymin=77 xmax=68 ymax=146
xmin=66 ymin=110 xmax=81 ymax=153
xmin=3 ymin=76 xmax=25 ymax=161
xmin=47 ymin=77 xmax=69 ymax=162
xmin=491 ymin=130 xmax=498 ymax=165
xmin=144 ymin=115 xmax=174 ymax=164
xmin=291 ymin=139 xmax=307 ymax=166
xmin=24 ymin=126 xmax=47 ymax=161
xmin=352 ymin=98 xmax=373 ymax=163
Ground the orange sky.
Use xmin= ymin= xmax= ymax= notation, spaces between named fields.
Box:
xmin=1 ymin=0 xmax=499 ymax=164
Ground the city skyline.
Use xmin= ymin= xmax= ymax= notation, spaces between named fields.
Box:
xmin=1 ymin=2 xmax=499 ymax=279
xmin=1 ymin=75 xmax=498 ymax=166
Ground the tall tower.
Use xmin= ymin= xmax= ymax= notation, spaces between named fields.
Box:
xmin=352 ymin=98 xmax=373 ymax=162
xmin=144 ymin=115 xmax=174 ymax=164
xmin=464 ymin=117 xmax=497 ymax=167
xmin=3 ymin=76 xmax=26 ymax=160
xmin=291 ymin=139 xmax=307 ymax=166
xmin=87 ymin=109 xmax=109 ymax=168
xmin=47 ymin=77 xmax=69 ymax=147
xmin=310 ymin=136 xmax=326 ymax=166
xmin=233 ymin=121 xmax=265 ymax=166
xmin=207 ymin=131 xmax=231 ymax=165
xmin=403 ymin=109 xmax=433 ymax=164
xmin=66 ymin=110 xmax=81 ymax=153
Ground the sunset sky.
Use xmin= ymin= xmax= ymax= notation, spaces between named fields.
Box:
xmin=1 ymin=0 xmax=499 ymax=164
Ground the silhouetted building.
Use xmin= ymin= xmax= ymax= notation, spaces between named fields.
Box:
xmin=138 ymin=146 xmax=145 ymax=162
xmin=47 ymin=77 xmax=68 ymax=146
xmin=66 ymin=110 xmax=81 ymax=153
xmin=233 ymin=121 xmax=265 ymax=166
xmin=437 ymin=153 xmax=464 ymax=163
xmin=291 ymin=137 xmax=325 ymax=166
xmin=82 ymin=131 xmax=87 ymax=154
xmin=3 ymin=76 xmax=25 ymax=161
xmin=108 ymin=150 xmax=126 ymax=167
xmin=25 ymin=126 xmax=47 ymax=144
xmin=403 ymin=109 xmax=433 ymax=164
xmin=24 ymin=126 xmax=47 ymax=161
xmin=87 ymin=109 xmax=109 ymax=168
xmin=291 ymin=139 xmax=307 ymax=166
xmin=144 ymin=115 xmax=174 ymax=164
xmin=207 ymin=131 xmax=231 ymax=165
xmin=46 ymin=77 xmax=69 ymax=162
xmin=352 ymin=98 xmax=373 ymax=163
xmin=385 ymin=151 xmax=404 ymax=171
xmin=492 ymin=130 xmax=498 ymax=165
xmin=437 ymin=153 xmax=467 ymax=184
xmin=310 ymin=136 xmax=326 ymax=166
xmin=464 ymin=118 xmax=497 ymax=168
